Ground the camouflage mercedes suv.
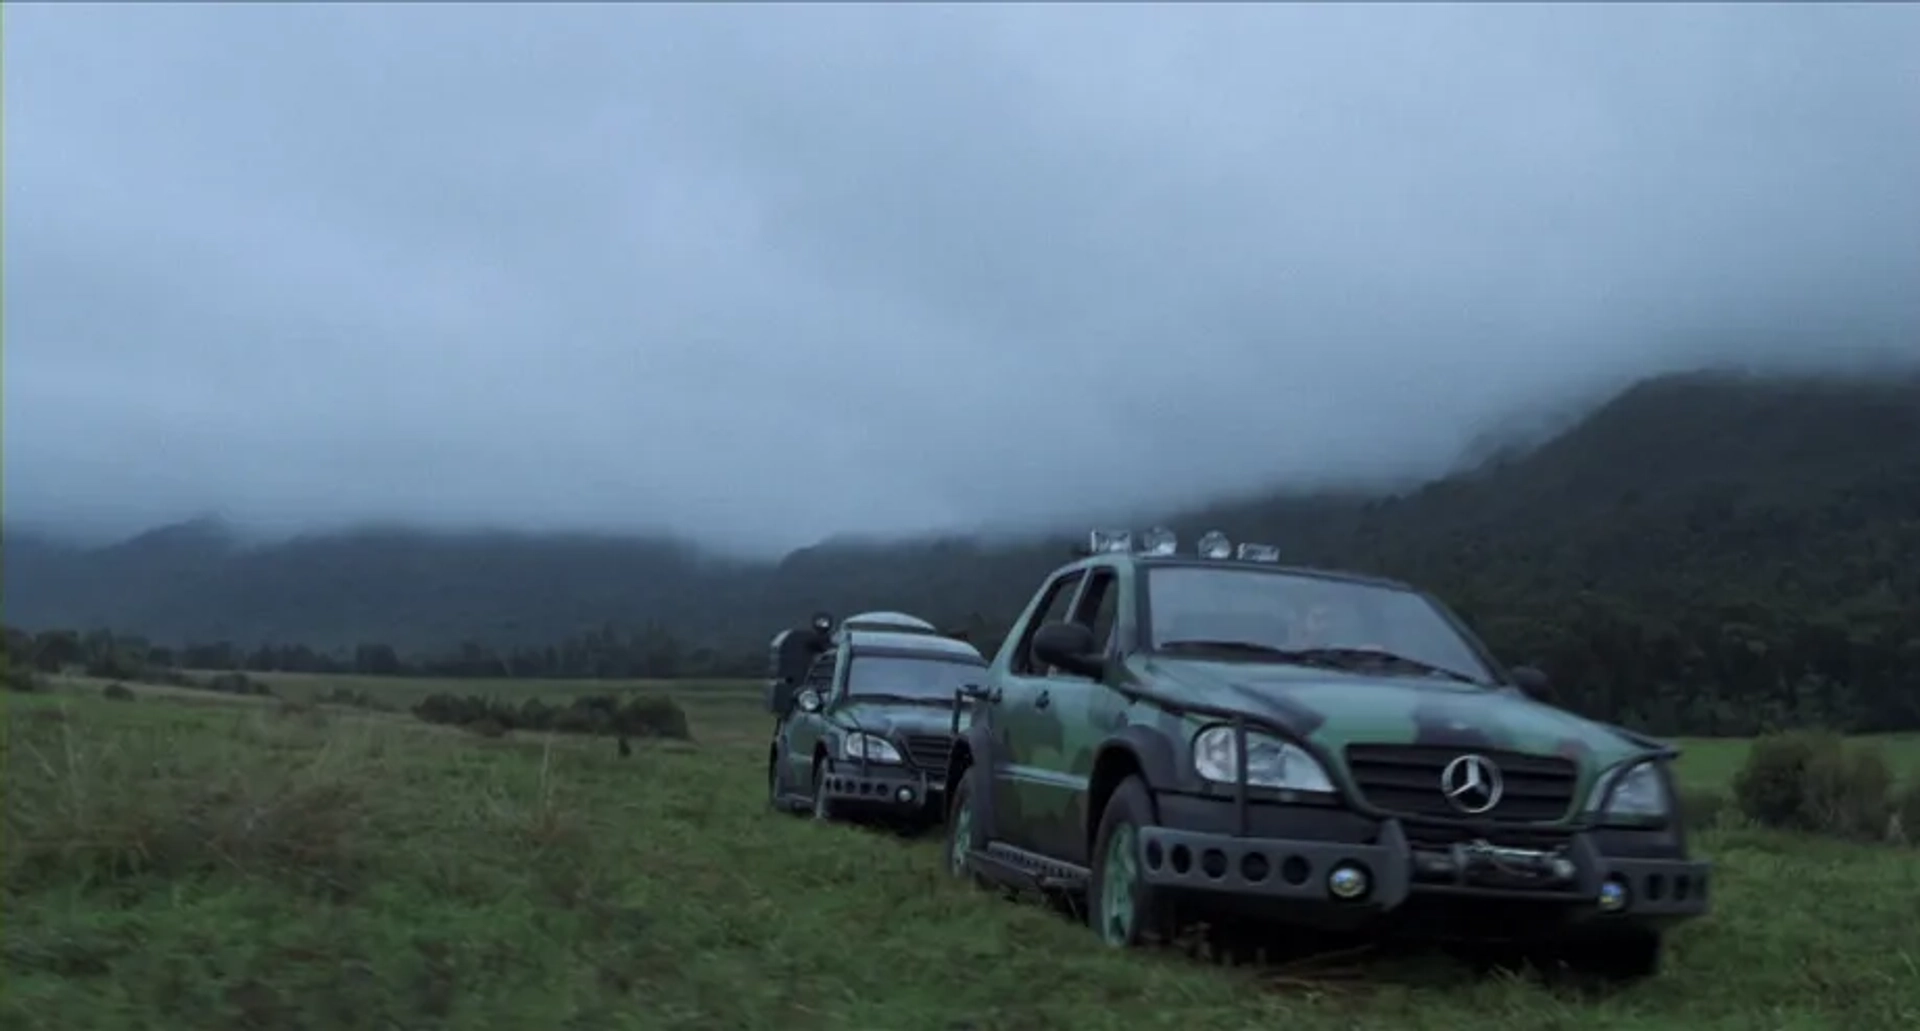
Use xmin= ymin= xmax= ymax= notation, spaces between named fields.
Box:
xmin=940 ymin=529 xmax=1710 ymax=978
xmin=767 ymin=611 xmax=987 ymax=827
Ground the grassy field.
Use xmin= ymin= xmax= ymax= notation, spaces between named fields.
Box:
xmin=6 ymin=676 xmax=1919 ymax=1030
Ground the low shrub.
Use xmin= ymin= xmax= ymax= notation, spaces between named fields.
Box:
xmin=411 ymin=692 xmax=692 ymax=742
xmin=102 ymin=682 xmax=137 ymax=702
xmin=1732 ymin=730 xmax=1894 ymax=840
xmin=1732 ymin=730 xmax=1835 ymax=830
xmin=465 ymin=717 xmax=509 ymax=739
xmin=1801 ymin=744 xmax=1895 ymax=841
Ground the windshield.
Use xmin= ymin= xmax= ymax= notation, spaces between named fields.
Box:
xmin=1145 ymin=566 xmax=1494 ymax=683
xmin=846 ymin=654 xmax=984 ymax=702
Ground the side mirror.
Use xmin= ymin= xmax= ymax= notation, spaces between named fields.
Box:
xmin=1510 ymin=666 xmax=1550 ymax=695
xmin=797 ymin=689 xmax=823 ymax=714
xmin=1032 ymin=621 xmax=1103 ymax=679
xmin=767 ymin=682 xmax=796 ymax=715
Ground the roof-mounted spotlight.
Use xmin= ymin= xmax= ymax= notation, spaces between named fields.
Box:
xmin=1197 ymin=530 xmax=1233 ymax=560
xmin=1235 ymin=543 xmax=1281 ymax=562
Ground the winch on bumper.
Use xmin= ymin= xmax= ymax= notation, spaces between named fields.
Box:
xmin=818 ymin=762 xmax=943 ymax=813
xmin=1134 ymin=796 xmax=1710 ymax=935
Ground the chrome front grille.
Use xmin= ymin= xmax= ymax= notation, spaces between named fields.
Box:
xmin=1344 ymin=744 xmax=1578 ymax=822
xmin=901 ymin=733 xmax=954 ymax=773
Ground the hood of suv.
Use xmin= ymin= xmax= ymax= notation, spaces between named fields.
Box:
xmin=829 ymin=699 xmax=956 ymax=740
xmin=1137 ymin=656 xmax=1650 ymax=772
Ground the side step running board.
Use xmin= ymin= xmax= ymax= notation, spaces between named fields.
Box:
xmin=969 ymin=846 xmax=1090 ymax=893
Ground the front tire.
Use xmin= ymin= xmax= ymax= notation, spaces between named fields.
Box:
xmin=810 ymin=759 xmax=837 ymax=822
xmin=944 ymin=767 xmax=987 ymax=886
xmin=768 ymin=753 xmax=797 ymax=815
xmin=1086 ymin=775 xmax=1177 ymax=947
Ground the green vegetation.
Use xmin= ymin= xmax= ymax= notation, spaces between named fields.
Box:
xmin=5 ymin=369 xmax=1919 ymax=1022
xmin=409 ymin=691 xmax=693 ymax=742
xmin=6 ymin=677 xmax=1919 ymax=1030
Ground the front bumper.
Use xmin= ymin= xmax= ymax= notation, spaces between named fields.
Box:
xmin=819 ymin=762 xmax=943 ymax=814
xmin=1136 ymin=800 xmax=1709 ymax=935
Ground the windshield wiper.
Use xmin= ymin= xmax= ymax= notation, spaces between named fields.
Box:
xmin=1156 ymin=640 xmax=1482 ymax=685
xmin=849 ymin=692 xmax=952 ymax=707
xmin=1156 ymin=640 xmax=1338 ymax=663
xmin=1288 ymin=647 xmax=1483 ymax=685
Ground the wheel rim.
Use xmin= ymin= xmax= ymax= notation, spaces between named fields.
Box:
xmin=1100 ymin=823 xmax=1139 ymax=945
xmin=948 ymin=795 xmax=973 ymax=877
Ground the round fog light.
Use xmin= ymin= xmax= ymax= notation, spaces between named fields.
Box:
xmin=896 ymin=786 xmax=914 ymax=803
xmin=1327 ymin=864 xmax=1370 ymax=900
xmin=1598 ymin=877 xmax=1629 ymax=912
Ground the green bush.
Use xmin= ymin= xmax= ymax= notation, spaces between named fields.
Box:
xmin=1801 ymin=744 xmax=1895 ymax=841
xmin=411 ymin=692 xmax=692 ymax=742
xmin=465 ymin=717 xmax=509 ymax=739
xmin=102 ymin=682 xmax=137 ymax=702
xmin=1732 ymin=731 xmax=1894 ymax=840
xmin=1732 ymin=730 xmax=1835 ymax=830
xmin=611 ymin=695 xmax=692 ymax=740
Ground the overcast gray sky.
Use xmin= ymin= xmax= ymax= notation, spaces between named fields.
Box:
xmin=7 ymin=3 xmax=1918 ymax=552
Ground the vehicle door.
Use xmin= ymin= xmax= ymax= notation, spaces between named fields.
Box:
xmin=1022 ymin=566 xmax=1124 ymax=863
xmin=991 ymin=568 xmax=1086 ymax=854
xmin=781 ymin=651 xmax=839 ymax=791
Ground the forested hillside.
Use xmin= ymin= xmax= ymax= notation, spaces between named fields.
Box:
xmin=7 ymin=368 xmax=1918 ymax=734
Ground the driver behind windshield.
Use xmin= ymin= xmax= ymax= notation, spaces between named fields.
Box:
xmin=1284 ymin=596 xmax=1334 ymax=649
xmin=1157 ymin=587 xmax=1377 ymax=655
xmin=1282 ymin=591 xmax=1384 ymax=651
xmin=846 ymin=653 xmax=980 ymax=702
xmin=1148 ymin=567 xmax=1487 ymax=683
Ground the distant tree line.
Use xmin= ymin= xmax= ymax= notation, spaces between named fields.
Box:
xmin=1446 ymin=589 xmax=1919 ymax=738
xmin=2 ymin=621 xmax=765 ymax=684
xmin=5 ymin=577 xmax=1916 ymax=741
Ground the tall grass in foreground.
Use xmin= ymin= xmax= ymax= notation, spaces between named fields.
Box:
xmin=6 ymin=691 xmax=1920 ymax=1031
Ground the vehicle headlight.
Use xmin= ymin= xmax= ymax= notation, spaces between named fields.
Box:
xmin=841 ymin=732 xmax=902 ymax=764
xmin=1587 ymin=761 xmax=1671 ymax=820
xmin=1191 ymin=726 xmax=1335 ymax=793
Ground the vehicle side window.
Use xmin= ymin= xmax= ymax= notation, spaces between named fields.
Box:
xmin=1011 ymin=571 xmax=1085 ymax=676
xmin=1070 ymin=569 xmax=1119 ymax=656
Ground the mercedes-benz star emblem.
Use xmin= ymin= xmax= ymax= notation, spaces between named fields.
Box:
xmin=1440 ymin=754 xmax=1504 ymax=815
